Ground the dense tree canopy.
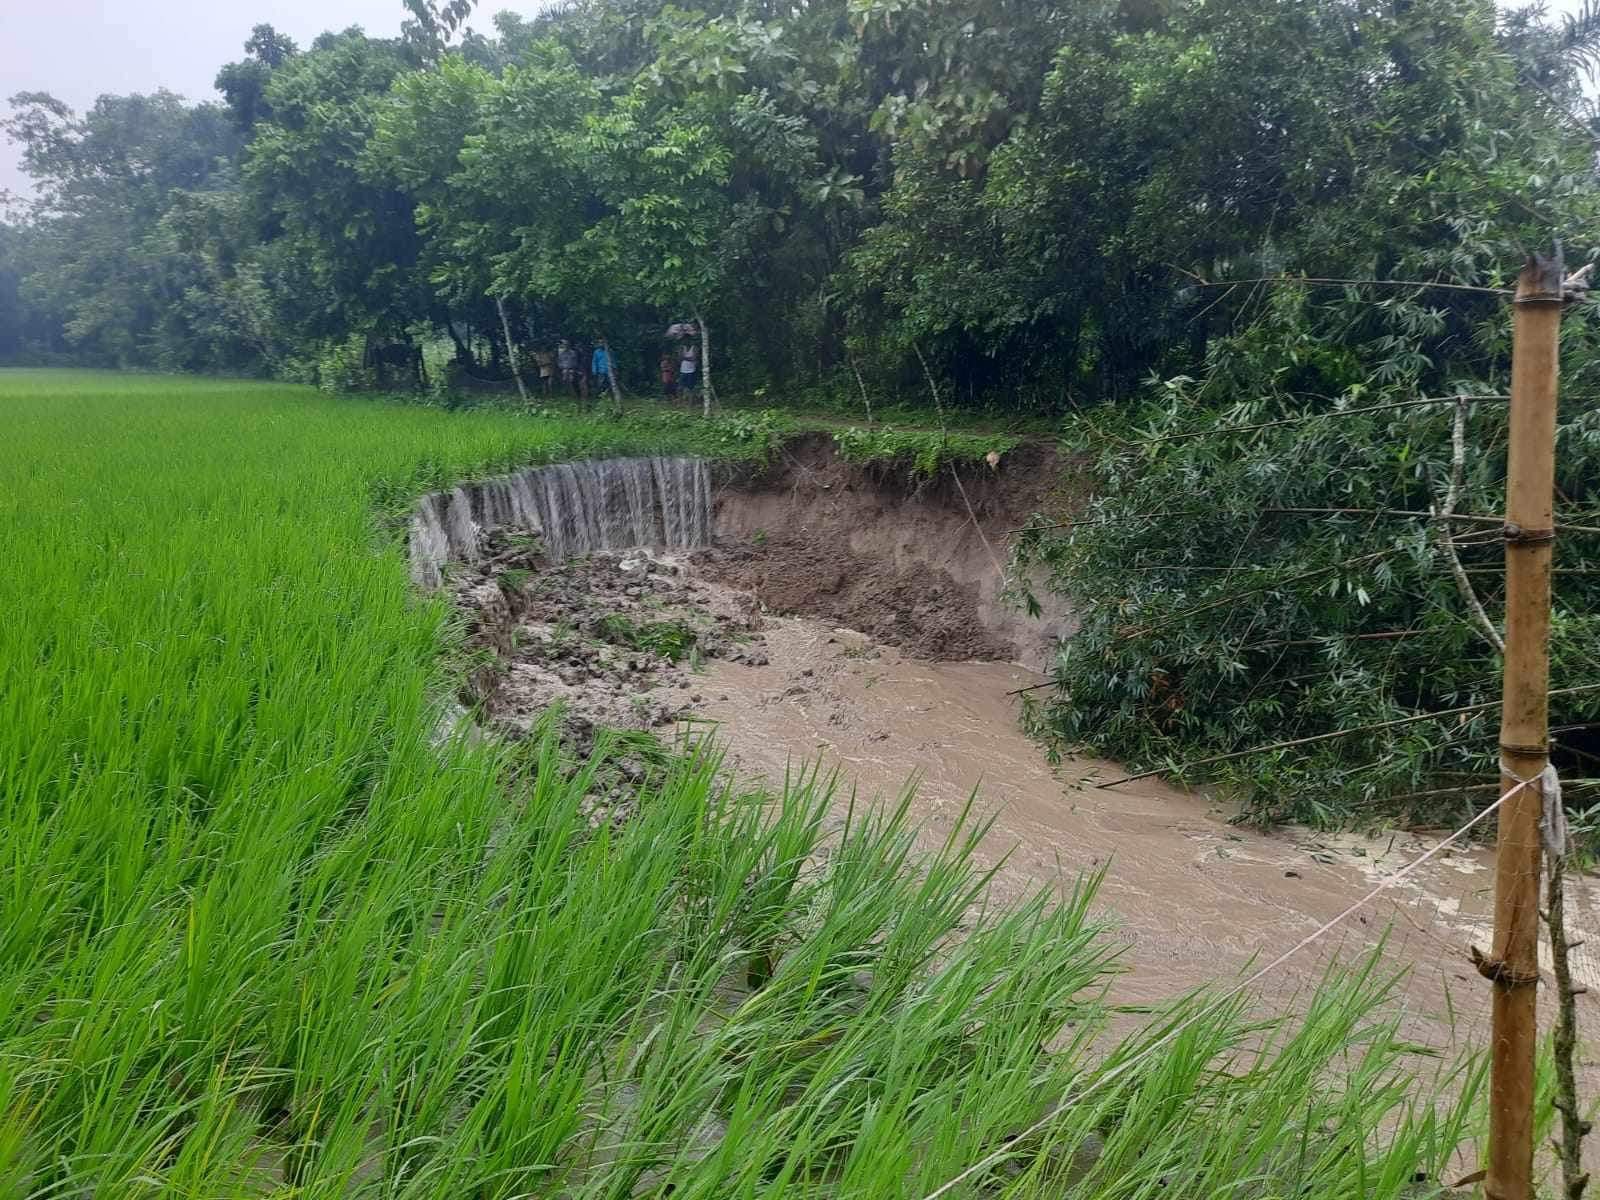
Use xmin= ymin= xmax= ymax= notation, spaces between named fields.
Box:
xmin=6 ymin=0 xmax=1600 ymax=816
xmin=7 ymin=0 xmax=1595 ymax=398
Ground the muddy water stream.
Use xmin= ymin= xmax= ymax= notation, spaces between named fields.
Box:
xmin=694 ymin=609 xmax=1600 ymax=1050
xmin=426 ymin=441 xmax=1600 ymax=1069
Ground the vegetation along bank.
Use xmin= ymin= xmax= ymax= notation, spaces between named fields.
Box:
xmin=0 ymin=368 xmax=1487 ymax=1196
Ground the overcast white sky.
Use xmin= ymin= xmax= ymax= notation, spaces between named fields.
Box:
xmin=0 ymin=0 xmax=553 ymax=198
xmin=0 ymin=0 xmax=1592 ymax=200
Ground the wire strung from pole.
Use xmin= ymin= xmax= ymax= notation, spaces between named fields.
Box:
xmin=1121 ymin=394 xmax=1511 ymax=447
xmin=1180 ymin=273 xmax=1513 ymax=297
xmin=912 ymin=775 xmax=1535 ymax=1200
xmin=1106 ymin=535 xmax=1498 ymax=646
xmin=1089 ymin=683 xmax=1600 ymax=790
xmin=1012 ymin=507 xmax=1600 ymax=538
xmin=1005 ymin=535 xmax=1507 ymax=700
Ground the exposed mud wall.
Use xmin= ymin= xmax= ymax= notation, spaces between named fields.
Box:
xmin=406 ymin=436 xmax=1073 ymax=668
xmin=700 ymin=434 xmax=1075 ymax=669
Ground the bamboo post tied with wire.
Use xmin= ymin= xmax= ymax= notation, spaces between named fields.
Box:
xmin=1486 ymin=247 xmax=1564 ymax=1200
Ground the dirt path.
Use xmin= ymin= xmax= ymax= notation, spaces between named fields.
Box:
xmin=693 ymin=609 xmax=1600 ymax=1054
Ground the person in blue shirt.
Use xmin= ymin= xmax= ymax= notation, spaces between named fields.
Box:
xmin=591 ymin=344 xmax=612 ymax=391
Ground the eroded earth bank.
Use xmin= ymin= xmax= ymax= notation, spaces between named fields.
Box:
xmin=428 ymin=439 xmax=1600 ymax=1053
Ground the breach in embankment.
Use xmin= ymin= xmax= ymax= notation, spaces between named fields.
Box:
xmin=405 ymin=434 xmax=1597 ymax=1036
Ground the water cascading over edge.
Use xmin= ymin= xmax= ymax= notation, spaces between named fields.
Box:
xmin=408 ymin=456 xmax=712 ymax=588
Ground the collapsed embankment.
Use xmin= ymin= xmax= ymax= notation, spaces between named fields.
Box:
xmin=406 ymin=436 xmax=1600 ymax=1040
xmin=408 ymin=432 xmax=1076 ymax=670
xmin=696 ymin=433 xmax=1075 ymax=668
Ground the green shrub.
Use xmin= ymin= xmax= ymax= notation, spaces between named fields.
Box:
xmin=833 ymin=425 xmax=1020 ymax=479
xmin=597 ymin=613 xmax=700 ymax=661
xmin=315 ymin=333 xmax=376 ymax=393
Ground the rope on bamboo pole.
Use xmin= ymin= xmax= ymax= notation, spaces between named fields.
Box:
xmin=913 ymin=775 xmax=1536 ymax=1200
xmin=1087 ymin=684 xmax=1600 ymax=791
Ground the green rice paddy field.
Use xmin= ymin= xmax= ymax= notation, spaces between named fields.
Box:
xmin=2 ymin=370 xmax=1484 ymax=1198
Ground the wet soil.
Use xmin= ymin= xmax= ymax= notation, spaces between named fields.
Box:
xmin=453 ymin=541 xmax=1600 ymax=1066
xmin=695 ymin=532 xmax=1010 ymax=661
xmin=700 ymin=435 xmax=1079 ymax=670
xmin=453 ymin=533 xmax=769 ymax=746
xmin=450 ymin=533 xmax=772 ymax=822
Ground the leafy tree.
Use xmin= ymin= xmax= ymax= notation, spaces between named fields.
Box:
xmin=243 ymin=29 xmax=428 ymax=352
xmin=1008 ymin=0 xmax=1600 ymax=818
xmin=3 ymin=90 xmax=242 ymax=366
xmin=214 ymin=24 xmax=299 ymax=133
xmin=402 ymin=0 xmax=481 ymax=64
xmin=369 ymin=43 xmax=607 ymax=380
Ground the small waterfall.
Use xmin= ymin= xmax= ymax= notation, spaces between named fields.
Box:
xmin=408 ymin=493 xmax=453 ymax=590
xmin=407 ymin=456 xmax=712 ymax=588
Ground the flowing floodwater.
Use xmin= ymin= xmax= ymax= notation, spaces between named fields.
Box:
xmin=409 ymin=456 xmax=711 ymax=587
xmin=420 ymin=453 xmax=1600 ymax=1060
xmin=692 ymin=613 xmax=1600 ymax=1052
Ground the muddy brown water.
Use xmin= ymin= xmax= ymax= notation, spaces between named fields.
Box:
xmin=431 ymin=435 xmax=1600 ymax=1134
xmin=690 ymin=605 xmax=1600 ymax=1062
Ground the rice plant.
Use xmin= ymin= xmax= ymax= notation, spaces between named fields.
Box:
xmin=0 ymin=370 xmax=1482 ymax=1198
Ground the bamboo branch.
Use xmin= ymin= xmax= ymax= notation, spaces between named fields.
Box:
xmin=1111 ymin=545 xmax=1417 ymax=643
xmin=1433 ymin=397 xmax=1506 ymax=655
xmin=1088 ymin=684 xmax=1600 ymax=790
xmin=1126 ymin=394 xmax=1511 ymax=445
xmin=1544 ymin=838 xmax=1591 ymax=1200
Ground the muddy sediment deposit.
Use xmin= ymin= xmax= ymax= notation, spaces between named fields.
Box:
xmin=697 ymin=435 xmax=1074 ymax=667
xmin=453 ymin=533 xmax=765 ymax=748
xmin=417 ymin=438 xmax=1600 ymax=1054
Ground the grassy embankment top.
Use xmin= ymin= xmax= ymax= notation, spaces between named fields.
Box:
xmin=1 ymin=369 xmax=1477 ymax=1198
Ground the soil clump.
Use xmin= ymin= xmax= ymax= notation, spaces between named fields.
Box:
xmin=451 ymin=531 xmax=768 ymax=817
xmin=693 ymin=532 xmax=1008 ymax=661
xmin=696 ymin=434 xmax=1078 ymax=668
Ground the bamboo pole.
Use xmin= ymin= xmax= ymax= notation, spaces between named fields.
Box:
xmin=1487 ymin=248 xmax=1564 ymax=1200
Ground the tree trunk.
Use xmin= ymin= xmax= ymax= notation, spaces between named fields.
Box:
xmin=445 ymin=319 xmax=472 ymax=365
xmin=495 ymin=296 xmax=529 ymax=404
xmin=846 ymin=342 xmax=873 ymax=426
xmin=695 ymin=308 xmax=714 ymax=417
xmin=600 ymin=336 xmax=624 ymax=413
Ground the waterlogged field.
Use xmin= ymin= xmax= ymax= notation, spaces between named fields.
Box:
xmin=2 ymin=370 xmax=1483 ymax=1198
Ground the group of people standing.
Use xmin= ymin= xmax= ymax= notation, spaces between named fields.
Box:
xmin=660 ymin=342 xmax=699 ymax=399
xmin=524 ymin=332 xmax=700 ymax=403
xmin=528 ymin=339 xmax=591 ymax=399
